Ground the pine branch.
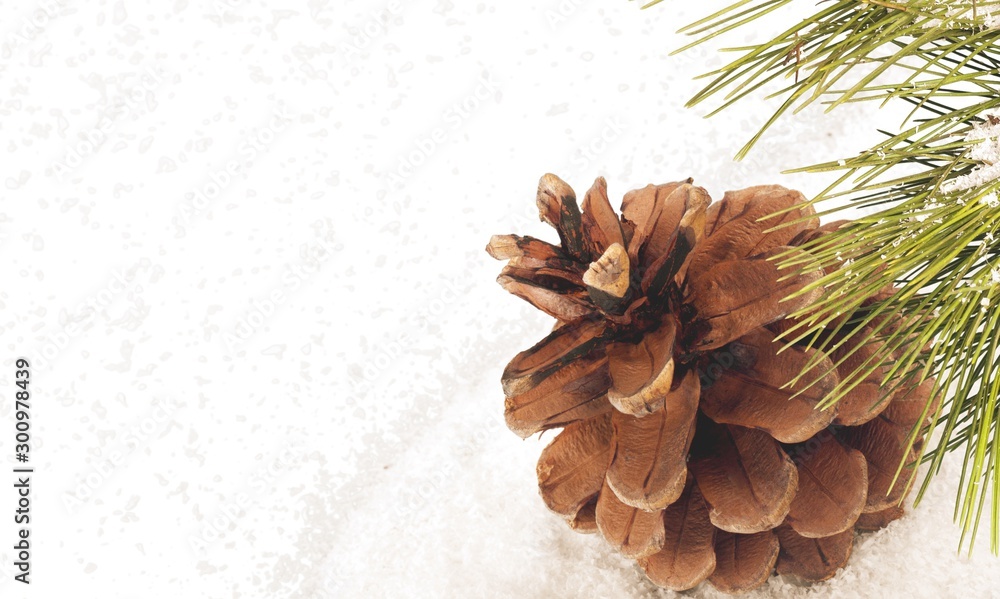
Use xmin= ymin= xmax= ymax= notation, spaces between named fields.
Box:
xmin=652 ymin=0 xmax=1000 ymax=553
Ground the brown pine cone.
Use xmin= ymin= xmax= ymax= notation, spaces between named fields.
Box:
xmin=487 ymin=174 xmax=936 ymax=593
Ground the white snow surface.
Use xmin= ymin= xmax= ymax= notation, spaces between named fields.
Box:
xmin=0 ymin=1 xmax=998 ymax=598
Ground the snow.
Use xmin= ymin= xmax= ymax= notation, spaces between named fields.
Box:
xmin=923 ymin=1 xmax=1000 ymax=30
xmin=0 ymin=0 xmax=998 ymax=597
xmin=941 ymin=113 xmax=1000 ymax=194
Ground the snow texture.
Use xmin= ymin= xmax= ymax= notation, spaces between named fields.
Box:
xmin=923 ymin=1 xmax=1000 ymax=30
xmin=0 ymin=1 xmax=997 ymax=598
xmin=941 ymin=112 xmax=1000 ymax=194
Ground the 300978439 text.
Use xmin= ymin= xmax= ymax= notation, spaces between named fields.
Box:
xmin=12 ymin=357 xmax=33 ymax=585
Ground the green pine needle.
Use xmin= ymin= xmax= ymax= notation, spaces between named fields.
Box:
xmin=650 ymin=0 xmax=1000 ymax=554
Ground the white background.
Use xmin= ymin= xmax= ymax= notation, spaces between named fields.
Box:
xmin=0 ymin=0 xmax=998 ymax=597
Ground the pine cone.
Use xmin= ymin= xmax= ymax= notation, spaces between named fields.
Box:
xmin=488 ymin=174 xmax=936 ymax=593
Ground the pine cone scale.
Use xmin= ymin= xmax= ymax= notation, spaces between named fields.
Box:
xmin=595 ymin=479 xmax=666 ymax=559
xmin=683 ymin=246 xmax=824 ymax=350
xmin=784 ymin=435 xmax=868 ymax=538
xmin=853 ymin=505 xmax=905 ymax=531
xmin=496 ymin=272 xmax=593 ymax=321
xmin=620 ymin=181 xmax=689 ymax=267
xmin=638 ymin=479 xmax=717 ymax=591
xmin=503 ymin=349 xmax=611 ymax=439
xmin=708 ymin=529 xmax=780 ymax=594
xmin=606 ymin=316 xmax=677 ymax=415
xmin=536 ymin=413 xmax=613 ymax=519
xmin=642 ymin=184 xmax=708 ymax=268
xmin=700 ymin=326 xmax=838 ymax=444
xmin=606 ymin=370 xmax=699 ymax=510
xmin=838 ymin=418 xmax=916 ymax=513
xmin=501 ymin=317 xmax=606 ymax=397
xmin=774 ymin=524 xmax=853 ymax=582
xmin=580 ymin=176 xmax=625 ymax=255
xmin=695 ymin=185 xmax=819 ymax=268
xmin=536 ymin=173 xmax=589 ymax=261
xmin=691 ymin=422 xmax=798 ymax=534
